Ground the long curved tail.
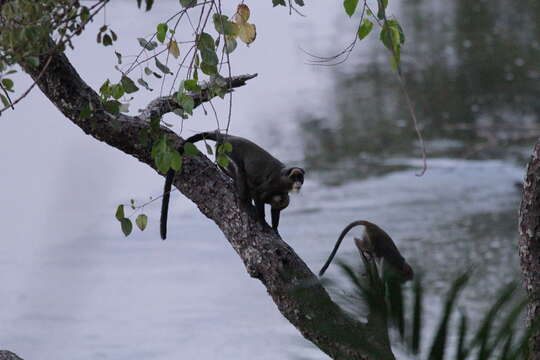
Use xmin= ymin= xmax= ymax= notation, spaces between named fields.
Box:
xmin=160 ymin=169 xmax=175 ymax=240
xmin=318 ymin=220 xmax=372 ymax=277
xmin=184 ymin=131 xmax=222 ymax=145
xmin=159 ymin=131 xmax=222 ymax=240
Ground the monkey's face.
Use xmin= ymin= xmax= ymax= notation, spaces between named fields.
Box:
xmin=287 ymin=167 xmax=305 ymax=193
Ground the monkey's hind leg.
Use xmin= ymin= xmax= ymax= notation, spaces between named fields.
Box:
xmin=220 ymin=156 xmax=250 ymax=204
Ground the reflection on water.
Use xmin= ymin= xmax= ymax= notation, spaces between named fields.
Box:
xmin=294 ymin=0 xmax=536 ymax=353
xmin=301 ymin=0 xmax=539 ymax=170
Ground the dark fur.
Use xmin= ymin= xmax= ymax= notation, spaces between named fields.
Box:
xmin=318 ymin=220 xmax=413 ymax=282
xmin=160 ymin=131 xmax=304 ymax=239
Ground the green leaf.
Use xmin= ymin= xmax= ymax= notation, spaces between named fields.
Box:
xmin=183 ymin=79 xmax=200 ymax=92
xmin=217 ymin=154 xmax=229 ymax=168
xmin=144 ymin=67 xmax=153 ymax=76
xmin=0 ymin=94 xmax=10 ymax=107
xmin=294 ymin=0 xmax=305 ymax=5
xmin=199 ymin=48 xmax=218 ymax=66
xmin=177 ymin=93 xmax=194 ymax=115
xmin=145 ymin=0 xmax=154 ymax=11
xmin=151 ymin=137 xmax=173 ymax=174
xmin=135 ymin=214 xmax=148 ymax=231
xmin=180 ymin=0 xmax=197 ymax=8
xmin=197 ymin=32 xmax=215 ymax=50
xmin=80 ymin=6 xmax=90 ymax=22
xmin=358 ymin=18 xmax=373 ymax=40
xmin=200 ymin=62 xmax=217 ymax=75
xmin=27 ymin=57 xmax=40 ymax=68
xmin=184 ymin=142 xmax=199 ymax=156
xmin=104 ymin=100 xmax=121 ymax=114
xmin=137 ymin=78 xmax=153 ymax=91
xmin=205 ymin=143 xmax=213 ymax=155
xmin=155 ymin=58 xmax=173 ymax=75
xmin=138 ymin=38 xmax=158 ymax=50
xmin=343 ymin=0 xmax=359 ymax=17
xmin=99 ymin=79 xmax=111 ymax=97
xmin=102 ymin=34 xmax=113 ymax=46
xmin=225 ymin=37 xmax=237 ymax=54
xmin=223 ymin=142 xmax=233 ymax=153
xmin=272 ymin=0 xmax=286 ymax=6
xmin=170 ymin=150 xmax=182 ymax=171
xmin=156 ymin=23 xmax=168 ymax=43
xmin=115 ymin=204 xmax=125 ymax=220
xmin=427 ymin=273 xmax=470 ymax=360
xmin=410 ymin=278 xmax=423 ymax=354
xmin=1 ymin=78 xmax=14 ymax=91
xmin=111 ymin=84 xmax=125 ymax=100
xmin=379 ymin=23 xmax=394 ymax=51
xmin=79 ymin=103 xmax=92 ymax=119
xmin=121 ymin=218 xmax=133 ymax=236
xmin=213 ymin=14 xmax=237 ymax=36
xmin=377 ymin=0 xmax=388 ymax=19
xmin=121 ymin=75 xmax=139 ymax=94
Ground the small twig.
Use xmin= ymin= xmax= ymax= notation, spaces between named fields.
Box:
xmin=397 ymin=75 xmax=427 ymax=176
xmin=0 ymin=55 xmax=53 ymax=114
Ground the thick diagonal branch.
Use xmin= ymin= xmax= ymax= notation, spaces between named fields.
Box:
xmin=17 ymin=41 xmax=394 ymax=360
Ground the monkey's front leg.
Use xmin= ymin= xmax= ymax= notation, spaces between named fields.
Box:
xmin=254 ymin=196 xmax=269 ymax=228
xmin=271 ymin=208 xmax=281 ymax=232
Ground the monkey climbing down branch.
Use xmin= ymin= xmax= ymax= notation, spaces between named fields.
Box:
xmin=319 ymin=220 xmax=414 ymax=282
xmin=160 ymin=131 xmax=305 ymax=240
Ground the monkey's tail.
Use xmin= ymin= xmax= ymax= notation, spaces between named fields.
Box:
xmin=318 ymin=220 xmax=372 ymax=277
xmin=160 ymin=169 xmax=176 ymax=240
xmin=184 ymin=131 xmax=222 ymax=145
xmin=159 ymin=131 xmax=222 ymax=240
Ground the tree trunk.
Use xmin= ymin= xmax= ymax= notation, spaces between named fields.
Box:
xmin=519 ymin=140 xmax=540 ymax=360
xmin=11 ymin=40 xmax=395 ymax=360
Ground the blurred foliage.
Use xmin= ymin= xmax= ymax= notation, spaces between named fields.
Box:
xmin=318 ymin=257 xmax=535 ymax=360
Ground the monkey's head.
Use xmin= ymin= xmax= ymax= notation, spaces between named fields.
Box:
xmin=283 ymin=167 xmax=305 ymax=193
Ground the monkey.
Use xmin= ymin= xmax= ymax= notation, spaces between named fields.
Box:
xmin=160 ymin=131 xmax=305 ymax=240
xmin=318 ymin=220 xmax=413 ymax=282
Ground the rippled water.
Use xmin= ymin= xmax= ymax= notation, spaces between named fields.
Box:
xmin=0 ymin=0 xmax=537 ymax=359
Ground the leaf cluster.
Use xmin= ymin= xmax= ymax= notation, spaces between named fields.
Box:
xmin=335 ymin=258 xmax=534 ymax=360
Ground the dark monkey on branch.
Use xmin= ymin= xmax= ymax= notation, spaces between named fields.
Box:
xmin=160 ymin=131 xmax=305 ymax=239
xmin=319 ymin=220 xmax=414 ymax=282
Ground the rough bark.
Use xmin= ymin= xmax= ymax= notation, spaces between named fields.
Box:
xmin=519 ymin=140 xmax=540 ymax=360
xmin=0 ymin=351 xmax=23 ymax=360
xmin=12 ymin=42 xmax=395 ymax=360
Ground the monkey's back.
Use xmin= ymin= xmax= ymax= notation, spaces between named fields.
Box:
xmin=223 ymin=135 xmax=286 ymax=188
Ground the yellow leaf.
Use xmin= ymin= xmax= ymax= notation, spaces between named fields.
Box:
xmin=168 ymin=40 xmax=180 ymax=58
xmin=237 ymin=23 xmax=256 ymax=45
xmin=234 ymin=4 xmax=250 ymax=23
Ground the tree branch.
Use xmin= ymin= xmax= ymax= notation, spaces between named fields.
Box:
xmin=0 ymin=350 xmax=23 ymax=360
xmin=137 ymin=73 xmax=257 ymax=122
xmin=519 ymin=140 xmax=540 ymax=359
xmin=16 ymin=41 xmax=394 ymax=360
